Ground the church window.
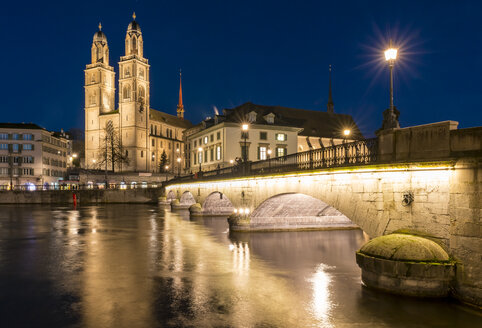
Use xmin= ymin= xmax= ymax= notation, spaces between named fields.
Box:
xmin=139 ymin=68 xmax=144 ymax=79
xmin=152 ymin=139 xmax=155 ymax=147
xmin=123 ymin=85 xmax=131 ymax=100
xmin=125 ymin=66 xmax=131 ymax=77
xmin=150 ymin=124 xmax=153 ymax=134
xmin=138 ymin=86 xmax=145 ymax=102
xmin=141 ymin=150 xmax=144 ymax=158
xmin=91 ymin=74 xmax=95 ymax=83
xmin=154 ymin=125 xmax=157 ymax=135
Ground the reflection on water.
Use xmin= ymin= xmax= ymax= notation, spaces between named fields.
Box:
xmin=0 ymin=205 xmax=480 ymax=328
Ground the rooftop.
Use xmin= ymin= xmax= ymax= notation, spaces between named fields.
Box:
xmin=0 ymin=123 xmax=45 ymax=130
xmin=149 ymin=109 xmax=193 ymax=129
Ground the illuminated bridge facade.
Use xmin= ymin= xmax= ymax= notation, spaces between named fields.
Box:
xmin=165 ymin=121 xmax=482 ymax=305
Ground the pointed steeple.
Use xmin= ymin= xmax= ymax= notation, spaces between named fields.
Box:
xmin=177 ymin=69 xmax=184 ymax=119
xmin=327 ymin=65 xmax=334 ymax=113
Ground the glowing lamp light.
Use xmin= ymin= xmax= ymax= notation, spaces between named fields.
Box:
xmin=229 ymin=159 xmax=234 ymax=164
xmin=233 ymin=208 xmax=238 ymax=213
xmin=239 ymin=208 xmax=244 ymax=214
xmin=198 ymin=147 xmax=203 ymax=152
xmin=267 ymin=149 xmax=272 ymax=155
xmin=384 ymin=48 xmax=397 ymax=61
xmin=343 ymin=129 xmax=351 ymax=136
xmin=165 ymin=165 xmax=169 ymax=170
xmin=242 ymin=124 xmax=249 ymax=131
xmin=244 ymin=208 xmax=250 ymax=214
xmin=72 ymin=154 xmax=78 ymax=158
xmin=177 ymin=157 xmax=181 ymax=163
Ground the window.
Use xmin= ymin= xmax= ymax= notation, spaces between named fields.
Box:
xmin=217 ymin=132 xmax=221 ymax=140
xmin=0 ymin=144 xmax=7 ymax=150
xmin=23 ymin=134 xmax=33 ymax=140
xmin=12 ymin=134 xmax=19 ymax=140
xmin=258 ymin=146 xmax=267 ymax=160
xmin=198 ymin=152 xmax=202 ymax=164
xmin=152 ymin=139 xmax=155 ymax=147
xmin=123 ymin=85 xmax=131 ymax=100
xmin=260 ymin=132 xmax=267 ymax=140
xmin=23 ymin=144 xmax=33 ymax=151
xmin=155 ymin=125 xmax=158 ymax=135
xmin=0 ymin=168 xmax=9 ymax=175
xmin=204 ymin=136 xmax=208 ymax=144
xmin=210 ymin=148 xmax=214 ymax=161
xmin=150 ymin=125 xmax=153 ymax=134
xmin=0 ymin=156 xmax=8 ymax=163
xmin=13 ymin=156 xmax=21 ymax=163
xmin=204 ymin=150 xmax=208 ymax=162
xmin=216 ymin=146 xmax=221 ymax=160
xmin=141 ymin=150 xmax=144 ymax=158
xmin=152 ymin=152 xmax=155 ymax=161
xmin=199 ymin=138 xmax=202 ymax=145
xmin=12 ymin=144 xmax=19 ymax=152
xmin=126 ymin=150 xmax=129 ymax=157
xmin=0 ymin=133 xmax=8 ymax=140
xmin=194 ymin=140 xmax=197 ymax=147
xmin=193 ymin=153 xmax=197 ymax=165
xmin=210 ymin=134 xmax=214 ymax=142
xmin=275 ymin=133 xmax=287 ymax=141
xmin=276 ymin=147 xmax=286 ymax=157
xmin=23 ymin=156 xmax=34 ymax=163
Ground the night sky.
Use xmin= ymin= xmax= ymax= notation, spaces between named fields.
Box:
xmin=1 ymin=0 xmax=481 ymax=137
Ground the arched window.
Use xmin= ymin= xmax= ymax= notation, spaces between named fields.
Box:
xmin=90 ymin=91 xmax=96 ymax=105
xmin=131 ymin=36 xmax=137 ymax=55
xmin=123 ymin=85 xmax=131 ymax=100
xmin=138 ymin=86 xmax=145 ymax=101
xmin=125 ymin=66 xmax=130 ymax=77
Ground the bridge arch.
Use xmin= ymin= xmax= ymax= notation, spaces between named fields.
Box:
xmin=166 ymin=190 xmax=176 ymax=202
xmin=202 ymin=191 xmax=235 ymax=216
xmin=250 ymin=193 xmax=357 ymax=230
xmin=179 ymin=191 xmax=196 ymax=206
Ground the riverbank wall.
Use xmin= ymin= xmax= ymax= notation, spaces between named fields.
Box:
xmin=0 ymin=188 xmax=163 ymax=204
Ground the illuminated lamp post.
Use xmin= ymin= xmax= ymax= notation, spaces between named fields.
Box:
xmin=343 ymin=129 xmax=351 ymax=163
xmin=198 ymin=147 xmax=203 ymax=173
xmin=242 ymin=124 xmax=249 ymax=174
xmin=267 ymin=148 xmax=272 ymax=171
xmin=383 ymin=41 xmax=400 ymax=129
xmin=177 ymin=157 xmax=181 ymax=177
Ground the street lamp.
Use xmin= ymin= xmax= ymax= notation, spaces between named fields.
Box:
xmin=241 ymin=124 xmax=249 ymax=163
xmin=384 ymin=40 xmax=399 ymax=129
xmin=177 ymin=157 xmax=181 ymax=177
xmin=267 ymin=148 xmax=272 ymax=171
xmin=198 ymin=147 xmax=203 ymax=172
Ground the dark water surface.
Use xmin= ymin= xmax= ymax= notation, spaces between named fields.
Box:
xmin=0 ymin=205 xmax=480 ymax=327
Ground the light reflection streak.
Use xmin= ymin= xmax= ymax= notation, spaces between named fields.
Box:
xmin=309 ymin=263 xmax=334 ymax=327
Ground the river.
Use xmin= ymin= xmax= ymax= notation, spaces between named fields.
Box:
xmin=0 ymin=204 xmax=480 ymax=327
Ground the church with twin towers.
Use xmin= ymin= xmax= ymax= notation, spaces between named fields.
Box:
xmin=84 ymin=13 xmax=192 ymax=173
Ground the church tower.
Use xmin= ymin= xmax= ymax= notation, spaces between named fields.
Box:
xmin=84 ymin=23 xmax=116 ymax=168
xmin=118 ymin=13 xmax=150 ymax=171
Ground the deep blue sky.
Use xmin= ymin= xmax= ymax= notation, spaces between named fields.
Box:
xmin=1 ymin=0 xmax=481 ymax=137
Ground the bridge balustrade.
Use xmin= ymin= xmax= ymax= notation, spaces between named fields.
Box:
xmin=171 ymin=138 xmax=378 ymax=183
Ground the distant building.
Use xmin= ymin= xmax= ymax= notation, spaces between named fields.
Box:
xmin=184 ymin=102 xmax=362 ymax=172
xmin=84 ymin=14 xmax=192 ymax=174
xmin=0 ymin=123 xmax=72 ymax=189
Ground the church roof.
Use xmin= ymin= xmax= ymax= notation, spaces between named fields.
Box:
xmin=222 ymin=102 xmax=363 ymax=139
xmin=149 ymin=109 xmax=193 ymax=129
xmin=0 ymin=123 xmax=45 ymax=130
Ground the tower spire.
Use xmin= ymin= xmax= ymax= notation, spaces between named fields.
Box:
xmin=132 ymin=12 xmax=136 ymax=20
xmin=327 ymin=65 xmax=334 ymax=113
xmin=177 ymin=69 xmax=184 ymax=119
xmin=98 ymin=22 xmax=102 ymax=31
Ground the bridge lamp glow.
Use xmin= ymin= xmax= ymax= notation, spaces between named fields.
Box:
xmin=177 ymin=157 xmax=181 ymax=163
xmin=239 ymin=208 xmax=244 ymax=214
xmin=343 ymin=129 xmax=351 ymax=137
xmin=165 ymin=165 xmax=169 ymax=170
xmin=244 ymin=208 xmax=250 ymax=214
xmin=242 ymin=124 xmax=249 ymax=131
xmin=234 ymin=208 xmax=238 ymax=213
xmin=72 ymin=153 xmax=78 ymax=158
xmin=230 ymin=159 xmax=234 ymax=164
xmin=384 ymin=47 xmax=398 ymax=61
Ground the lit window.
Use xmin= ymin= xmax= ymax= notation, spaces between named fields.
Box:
xmin=259 ymin=146 xmax=267 ymax=160
xmin=276 ymin=147 xmax=286 ymax=157
xmin=216 ymin=146 xmax=221 ymax=160
xmin=204 ymin=136 xmax=208 ymax=144
xmin=275 ymin=133 xmax=287 ymax=141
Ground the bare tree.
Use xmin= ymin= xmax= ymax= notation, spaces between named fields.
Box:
xmin=97 ymin=121 xmax=129 ymax=172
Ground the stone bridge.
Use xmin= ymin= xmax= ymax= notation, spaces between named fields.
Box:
xmin=164 ymin=121 xmax=481 ymax=306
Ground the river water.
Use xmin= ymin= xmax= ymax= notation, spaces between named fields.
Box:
xmin=0 ymin=204 xmax=480 ymax=327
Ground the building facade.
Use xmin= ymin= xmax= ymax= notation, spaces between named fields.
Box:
xmin=84 ymin=15 xmax=192 ymax=173
xmin=184 ymin=102 xmax=362 ymax=172
xmin=0 ymin=123 xmax=72 ymax=189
